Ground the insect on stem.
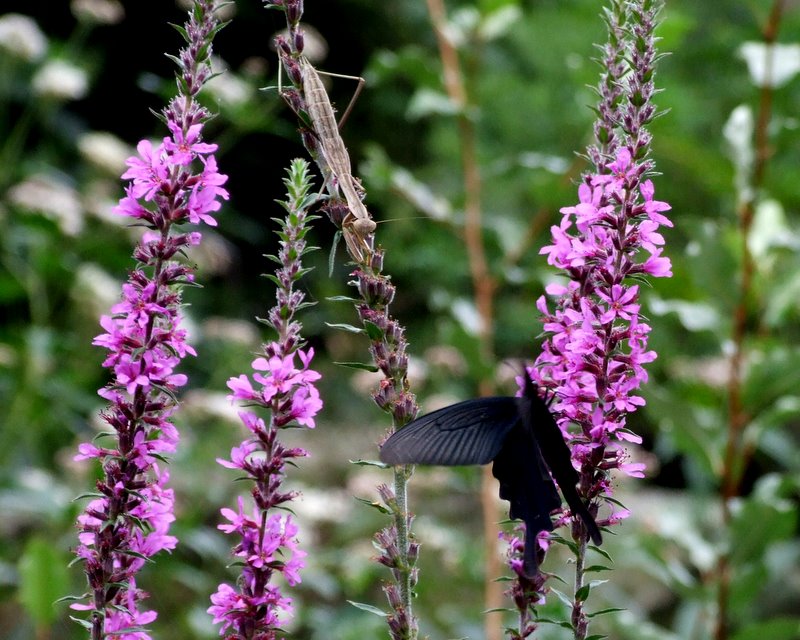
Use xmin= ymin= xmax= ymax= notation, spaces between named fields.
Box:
xmin=293 ymin=56 xmax=376 ymax=262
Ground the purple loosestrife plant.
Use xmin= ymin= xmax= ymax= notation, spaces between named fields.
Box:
xmin=508 ymin=1 xmax=671 ymax=638
xmin=268 ymin=3 xmax=421 ymax=638
xmin=69 ymin=2 xmax=227 ymax=639
xmin=208 ymin=159 xmax=322 ymax=640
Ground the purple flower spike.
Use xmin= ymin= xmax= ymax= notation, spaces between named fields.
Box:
xmin=209 ymin=159 xmax=321 ymax=638
xmin=70 ymin=3 xmax=226 ymax=639
xmin=511 ymin=1 xmax=670 ymax=637
xmin=533 ymin=143 xmax=672 ymax=524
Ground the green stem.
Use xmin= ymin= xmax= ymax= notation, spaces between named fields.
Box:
xmin=572 ymin=539 xmax=588 ymax=640
xmin=394 ymin=466 xmax=413 ymax=626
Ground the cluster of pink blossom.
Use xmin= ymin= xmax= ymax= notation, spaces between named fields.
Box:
xmin=71 ymin=2 xmax=226 ymax=638
xmin=505 ymin=2 xmax=670 ymax=636
xmin=534 ymin=145 xmax=671 ymax=506
xmin=507 ymin=146 xmax=672 ymax=634
xmin=208 ymin=159 xmax=322 ymax=638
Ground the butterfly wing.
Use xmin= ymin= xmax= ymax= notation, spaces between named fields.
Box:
xmin=520 ymin=375 xmax=603 ymax=546
xmin=492 ymin=422 xmax=562 ymax=576
xmin=379 ymin=397 xmax=520 ymax=466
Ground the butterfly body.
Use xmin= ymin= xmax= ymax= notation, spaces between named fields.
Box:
xmin=379 ymin=376 xmax=602 ymax=576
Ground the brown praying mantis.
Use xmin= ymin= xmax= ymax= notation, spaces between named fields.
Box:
xmin=279 ymin=51 xmax=377 ymax=262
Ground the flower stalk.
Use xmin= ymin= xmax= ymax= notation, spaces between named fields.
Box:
xmin=208 ymin=158 xmax=322 ymax=639
xmin=525 ymin=0 xmax=671 ymax=638
xmin=717 ymin=3 xmax=786 ymax=638
xmin=70 ymin=2 xmax=227 ymax=638
xmin=266 ymin=2 xmax=421 ymax=637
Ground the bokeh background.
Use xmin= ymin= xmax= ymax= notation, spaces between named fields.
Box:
xmin=1 ymin=0 xmax=799 ymax=639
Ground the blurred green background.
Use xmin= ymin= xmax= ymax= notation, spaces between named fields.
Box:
xmin=1 ymin=0 xmax=798 ymax=639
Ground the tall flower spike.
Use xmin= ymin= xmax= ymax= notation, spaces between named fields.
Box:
xmin=270 ymin=2 xmax=421 ymax=637
xmin=70 ymin=2 xmax=227 ymax=639
xmin=208 ymin=159 xmax=322 ymax=638
xmin=512 ymin=1 xmax=671 ymax=639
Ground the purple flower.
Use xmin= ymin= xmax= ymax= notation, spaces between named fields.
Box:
xmin=210 ymin=159 xmax=321 ymax=637
xmin=71 ymin=3 xmax=226 ymax=638
xmin=510 ymin=3 xmax=669 ymax=635
xmin=164 ymin=121 xmax=218 ymax=165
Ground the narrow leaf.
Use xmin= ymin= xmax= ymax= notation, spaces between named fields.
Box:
xmin=350 ymin=458 xmax=389 ymax=468
xmin=347 ymin=600 xmax=388 ymax=617
xmin=334 ymin=361 xmax=380 ymax=372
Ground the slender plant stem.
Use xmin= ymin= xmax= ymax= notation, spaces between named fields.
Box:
xmin=716 ymin=3 xmax=784 ymax=639
xmin=572 ymin=539 xmax=588 ymax=639
xmin=394 ymin=465 xmax=412 ymax=606
xmin=423 ymin=2 xmax=501 ymax=638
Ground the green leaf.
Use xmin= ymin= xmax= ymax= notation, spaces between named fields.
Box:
xmin=69 ymin=616 xmax=96 ymax=630
xmin=729 ymin=480 xmax=797 ymax=565
xmin=407 ymin=88 xmax=462 ymax=119
xmin=587 ymin=607 xmax=626 ymax=618
xmin=478 ymin=5 xmax=522 ymax=42
xmin=329 ymin=231 xmax=342 ymax=276
xmin=584 ymin=564 xmax=613 ymax=573
xmin=326 ymin=295 xmax=360 ymax=303
xmin=334 ymin=361 xmax=379 ymax=372
xmin=325 ymin=322 xmax=364 ymax=334
xmin=576 ymin=579 xmax=607 ymax=602
xmin=731 ymin=618 xmax=800 ymax=640
xmin=363 ymin=321 xmax=384 ymax=341
xmin=548 ymin=587 xmax=574 ymax=609
xmin=354 ymin=496 xmax=392 ymax=515
xmin=350 ymin=458 xmax=389 ymax=468
xmin=19 ymin=537 xmax=70 ymax=625
xmin=263 ymin=274 xmax=283 ymax=288
xmin=347 ymin=600 xmax=388 ymax=617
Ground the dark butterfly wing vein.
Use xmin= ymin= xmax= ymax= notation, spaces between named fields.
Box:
xmin=379 ymin=397 xmax=520 ymax=466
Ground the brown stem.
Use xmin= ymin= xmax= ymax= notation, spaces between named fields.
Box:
xmin=716 ymin=3 xmax=784 ymax=639
xmin=424 ymin=1 xmax=500 ymax=638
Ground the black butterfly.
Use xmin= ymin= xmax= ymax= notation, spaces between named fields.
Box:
xmin=379 ymin=373 xmax=602 ymax=576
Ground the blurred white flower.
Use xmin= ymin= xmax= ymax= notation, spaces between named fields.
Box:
xmin=739 ymin=41 xmax=800 ymax=89
xmin=292 ymin=487 xmax=354 ymax=524
xmin=0 ymin=14 xmax=47 ymax=62
xmin=202 ymin=317 xmax=260 ymax=346
xmin=207 ymin=68 xmax=254 ymax=107
xmin=191 ymin=231 xmax=234 ymax=276
xmin=71 ymin=0 xmax=125 ymax=25
xmin=82 ymin=180 xmax=128 ymax=226
xmin=78 ymin=131 xmax=132 ymax=175
xmin=182 ymin=390 xmax=241 ymax=423
xmin=32 ymin=59 xmax=89 ymax=100
xmin=73 ymin=263 xmax=122 ymax=317
xmin=8 ymin=174 xmax=84 ymax=236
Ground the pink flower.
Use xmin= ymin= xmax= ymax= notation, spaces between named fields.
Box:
xmin=121 ymin=139 xmax=169 ymax=200
xmin=533 ymin=145 xmax=671 ymax=555
xmin=72 ymin=4 xmax=227 ymax=636
xmin=597 ymin=284 xmax=640 ymax=323
xmin=164 ymin=122 xmax=218 ymax=166
xmin=213 ymin=162 xmax=320 ymax=637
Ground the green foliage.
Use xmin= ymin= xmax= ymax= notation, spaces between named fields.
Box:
xmin=19 ymin=537 xmax=70 ymax=625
